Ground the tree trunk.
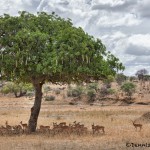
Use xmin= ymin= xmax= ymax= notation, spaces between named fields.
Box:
xmin=28 ymin=82 xmax=43 ymax=132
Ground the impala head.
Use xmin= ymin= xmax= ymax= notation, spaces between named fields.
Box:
xmin=92 ymin=123 xmax=94 ymax=128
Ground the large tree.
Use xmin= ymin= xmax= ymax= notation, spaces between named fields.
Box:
xmin=0 ymin=11 xmax=124 ymax=132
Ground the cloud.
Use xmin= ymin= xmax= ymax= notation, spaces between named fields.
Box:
xmin=0 ymin=0 xmax=41 ymax=15
xmin=125 ymin=34 xmax=150 ymax=56
xmin=92 ymin=0 xmax=137 ymax=12
xmin=126 ymin=45 xmax=150 ymax=56
xmin=96 ymin=13 xmax=141 ymax=27
xmin=129 ymin=34 xmax=150 ymax=48
xmin=125 ymin=56 xmax=150 ymax=66
xmin=137 ymin=0 xmax=150 ymax=18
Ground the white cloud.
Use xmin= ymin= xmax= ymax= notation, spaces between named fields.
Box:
xmin=128 ymin=34 xmax=150 ymax=48
xmin=97 ymin=13 xmax=141 ymax=27
xmin=21 ymin=0 xmax=32 ymax=6
xmin=137 ymin=0 xmax=150 ymax=18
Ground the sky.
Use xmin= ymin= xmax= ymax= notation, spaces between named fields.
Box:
xmin=0 ymin=0 xmax=150 ymax=76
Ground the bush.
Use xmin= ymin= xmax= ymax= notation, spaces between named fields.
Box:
xmin=44 ymin=95 xmax=55 ymax=101
xmin=25 ymin=92 xmax=35 ymax=97
xmin=67 ymin=85 xmax=83 ymax=97
xmin=43 ymin=86 xmax=52 ymax=96
xmin=1 ymin=82 xmax=33 ymax=97
xmin=99 ymin=86 xmax=108 ymax=97
xmin=1 ymin=86 xmax=10 ymax=94
xmin=87 ymin=89 xmax=96 ymax=102
xmin=72 ymin=88 xmax=81 ymax=97
xmin=115 ymin=73 xmax=127 ymax=85
xmin=107 ymin=88 xmax=116 ymax=95
xmin=67 ymin=90 xmax=72 ymax=97
xmin=129 ymin=76 xmax=136 ymax=82
xmin=87 ymin=83 xmax=98 ymax=91
xmin=43 ymin=86 xmax=52 ymax=92
xmin=121 ymin=82 xmax=136 ymax=99
xmin=55 ymin=89 xmax=61 ymax=95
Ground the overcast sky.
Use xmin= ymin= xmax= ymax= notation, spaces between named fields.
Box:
xmin=1 ymin=0 xmax=150 ymax=76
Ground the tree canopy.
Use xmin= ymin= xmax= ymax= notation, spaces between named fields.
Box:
xmin=0 ymin=11 xmax=124 ymax=84
xmin=0 ymin=11 xmax=124 ymax=132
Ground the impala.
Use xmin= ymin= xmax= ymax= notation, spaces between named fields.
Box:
xmin=92 ymin=123 xmax=105 ymax=134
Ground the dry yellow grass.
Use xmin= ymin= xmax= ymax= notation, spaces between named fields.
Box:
xmin=1 ymin=94 xmax=150 ymax=150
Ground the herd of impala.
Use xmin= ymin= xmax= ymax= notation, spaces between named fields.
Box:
xmin=0 ymin=119 xmax=142 ymax=136
xmin=0 ymin=120 xmax=105 ymax=136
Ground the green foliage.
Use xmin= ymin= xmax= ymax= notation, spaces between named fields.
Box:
xmin=143 ymin=75 xmax=150 ymax=81
xmin=1 ymin=85 xmax=10 ymax=94
xmin=67 ymin=85 xmax=83 ymax=97
xmin=121 ymin=82 xmax=136 ymax=99
xmin=23 ymin=83 xmax=34 ymax=91
xmin=107 ymin=88 xmax=116 ymax=95
xmin=44 ymin=95 xmax=55 ymax=101
xmin=73 ymin=88 xmax=82 ymax=97
xmin=129 ymin=76 xmax=136 ymax=82
xmin=0 ymin=11 xmax=124 ymax=84
xmin=1 ymin=82 xmax=33 ymax=97
xmin=87 ymin=83 xmax=98 ymax=91
xmin=115 ymin=73 xmax=127 ymax=85
xmin=103 ymin=75 xmax=114 ymax=88
xmin=87 ymin=89 xmax=96 ymax=102
xmin=105 ymin=75 xmax=114 ymax=83
xmin=99 ymin=86 xmax=111 ymax=97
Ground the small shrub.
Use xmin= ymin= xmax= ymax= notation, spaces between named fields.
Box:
xmin=25 ymin=91 xmax=35 ymax=97
xmin=107 ymin=88 xmax=116 ymax=95
xmin=44 ymin=95 xmax=55 ymax=101
xmin=87 ymin=89 xmax=96 ymax=102
xmin=87 ymin=83 xmax=98 ymax=91
xmin=43 ymin=86 xmax=52 ymax=96
xmin=1 ymin=82 xmax=32 ymax=97
xmin=67 ymin=90 xmax=72 ymax=97
xmin=116 ymin=73 xmax=127 ymax=85
xmin=121 ymin=82 xmax=136 ymax=100
xmin=72 ymin=89 xmax=81 ymax=97
xmin=1 ymin=86 xmax=10 ymax=94
xmin=67 ymin=85 xmax=83 ymax=97
xmin=55 ymin=89 xmax=61 ymax=95
xmin=44 ymin=86 xmax=52 ymax=91
xmin=129 ymin=76 xmax=136 ymax=82
xmin=99 ymin=86 xmax=108 ymax=97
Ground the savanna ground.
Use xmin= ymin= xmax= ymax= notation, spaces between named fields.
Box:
xmin=1 ymin=82 xmax=150 ymax=150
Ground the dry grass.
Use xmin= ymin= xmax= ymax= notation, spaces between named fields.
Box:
xmin=1 ymin=94 xmax=150 ymax=150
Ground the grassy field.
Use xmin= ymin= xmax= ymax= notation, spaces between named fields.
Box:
xmin=1 ymin=94 xmax=150 ymax=150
